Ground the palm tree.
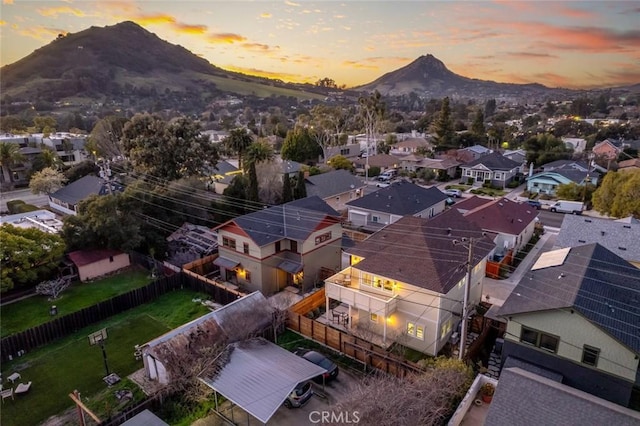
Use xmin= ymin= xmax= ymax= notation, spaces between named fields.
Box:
xmin=32 ymin=147 xmax=63 ymax=172
xmin=0 ymin=142 xmax=25 ymax=188
xmin=244 ymin=141 xmax=274 ymax=170
xmin=224 ymin=128 xmax=254 ymax=170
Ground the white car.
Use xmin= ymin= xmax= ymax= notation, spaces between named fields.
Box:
xmin=376 ymin=182 xmax=390 ymax=188
xmin=443 ymin=189 xmax=462 ymax=198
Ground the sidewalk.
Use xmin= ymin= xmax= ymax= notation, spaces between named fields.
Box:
xmin=482 ymin=231 xmax=557 ymax=306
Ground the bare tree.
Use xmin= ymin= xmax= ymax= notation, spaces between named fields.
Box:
xmin=35 ymin=277 xmax=71 ymax=300
xmin=268 ymin=292 xmax=298 ymax=343
xmin=332 ymin=358 xmax=473 ymax=426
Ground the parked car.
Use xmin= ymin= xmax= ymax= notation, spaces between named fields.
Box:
xmin=376 ymin=182 xmax=391 ymax=188
xmin=526 ymin=199 xmax=542 ymax=209
xmin=293 ymin=348 xmax=339 ymax=383
xmin=443 ymin=188 xmax=462 ymax=198
xmin=284 ymin=381 xmax=314 ymax=408
xmin=445 ymin=197 xmax=456 ymax=206
xmin=377 ymin=174 xmax=392 ymax=182
xmin=550 ymin=200 xmax=584 ymax=214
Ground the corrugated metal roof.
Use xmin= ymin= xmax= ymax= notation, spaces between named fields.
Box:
xmin=121 ymin=409 xmax=168 ymax=426
xmin=200 ymin=338 xmax=326 ymax=424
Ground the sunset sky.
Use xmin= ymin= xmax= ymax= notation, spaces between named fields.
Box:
xmin=1 ymin=1 xmax=639 ymax=89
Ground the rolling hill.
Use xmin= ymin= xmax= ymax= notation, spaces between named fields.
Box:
xmin=0 ymin=21 xmax=325 ymax=103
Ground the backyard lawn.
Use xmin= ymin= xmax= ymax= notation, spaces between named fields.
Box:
xmin=0 ymin=289 xmax=210 ymax=426
xmin=1 ymin=267 xmax=152 ymax=336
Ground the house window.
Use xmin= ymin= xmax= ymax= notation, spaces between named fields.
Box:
xmin=533 ymin=182 xmax=539 ymax=187
xmin=372 ymin=216 xmax=379 ymax=223
xmin=407 ymin=322 xmax=415 ymax=336
xmin=440 ymin=319 xmax=452 ymax=339
xmin=520 ymin=327 xmax=559 ymax=353
xmin=495 ymin=172 xmax=502 ymax=180
xmin=290 ymin=241 xmax=298 ymax=253
xmin=275 ymin=241 xmax=281 ymax=252
xmin=244 ymin=271 xmax=251 ymax=283
xmin=465 ymin=170 xmax=472 ymax=176
xmin=370 ymin=313 xmax=378 ymax=323
xmin=582 ymin=345 xmax=600 ymax=367
xmin=407 ymin=322 xmax=424 ymax=340
xmin=243 ymin=243 xmax=249 ymax=254
xmin=109 ymin=256 xmax=114 ymax=262
xmin=315 ymin=232 xmax=332 ymax=245
xmin=222 ymin=237 xmax=236 ymax=250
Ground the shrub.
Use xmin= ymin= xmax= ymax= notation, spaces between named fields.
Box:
xmin=506 ymin=180 xmax=520 ymax=188
xmin=7 ymin=200 xmax=40 ymax=214
xmin=539 ymin=193 xmax=553 ymax=200
xmin=467 ymin=177 xmax=474 ymax=185
xmin=481 ymin=382 xmax=495 ymax=396
xmin=368 ymin=166 xmax=381 ymax=177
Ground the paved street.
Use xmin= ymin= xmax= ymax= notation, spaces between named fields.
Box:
xmin=0 ymin=188 xmax=50 ymax=213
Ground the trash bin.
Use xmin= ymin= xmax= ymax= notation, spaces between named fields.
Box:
xmin=50 ymin=305 xmax=58 ymax=316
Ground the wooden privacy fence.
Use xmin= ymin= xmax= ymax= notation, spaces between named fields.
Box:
xmin=1 ymin=271 xmax=243 ymax=362
xmin=289 ymin=287 xmax=326 ymax=314
xmin=287 ymin=311 xmax=423 ymax=379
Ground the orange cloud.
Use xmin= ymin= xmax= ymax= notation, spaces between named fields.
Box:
xmin=285 ymin=0 xmax=300 ymax=6
xmin=342 ymin=60 xmax=379 ymax=71
xmin=18 ymin=26 xmax=67 ymax=41
xmin=554 ymin=5 xmax=597 ymax=20
xmin=503 ymin=51 xmax=558 ymax=59
xmin=223 ymin=65 xmax=303 ymax=82
xmin=260 ymin=13 xmax=272 ymax=18
xmin=173 ymin=23 xmax=207 ymax=35
xmin=0 ymin=20 xmax=5 ymax=26
xmin=36 ymin=6 xmax=86 ymax=17
xmin=207 ymin=33 xmax=247 ymax=44
xmin=504 ymin=21 xmax=640 ymax=52
xmin=3 ymin=0 xmax=14 ymax=4
xmin=242 ymin=43 xmax=280 ymax=53
xmin=134 ymin=14 xmax=177 ymax=26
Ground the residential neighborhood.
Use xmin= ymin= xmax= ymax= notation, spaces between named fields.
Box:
xmin=2 ymin=53 xmax=640 ymax=426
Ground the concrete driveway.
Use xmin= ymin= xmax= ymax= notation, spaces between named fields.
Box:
xmin=193 ymin=367 xmax=362 ymax=426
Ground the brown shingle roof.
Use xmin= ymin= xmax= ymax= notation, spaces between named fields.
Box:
xmin=347 ymin=210 xmax=494 ymax=294
xmin=68 ymin=249 xmax=124 ymax=267
xmin=454 ymin=196 xmax=493 ymax=213
xmin=463 ymin=197 xmax=538 ymax=235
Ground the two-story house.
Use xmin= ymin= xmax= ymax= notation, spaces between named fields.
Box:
xmin=304 ymin=169 xmax=366 ymax=212
xmin=325 ymin=209 xmax=495 ymax=355
xmin=498 ymin=243 xmax=640 ymax=407
xmin=345 ymin=181 xmax=448 ymax=231
xmin=460 ymin=152 xmax=521 ymax=187
xmin=463 ymin=197 xmax=539 ymax=257
xmin=592 ymin=139 xmax=621 ymax=161
xmin=213 ymin=196 xmax=342 ymax=295
xmin=389 ymin=137 xmax=433 ymax=156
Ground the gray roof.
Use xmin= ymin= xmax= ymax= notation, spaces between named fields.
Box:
xmin=542 ymin=159 xmax=589 ymax=172
xmin=462 ymin=152 xmax=520 ymax=171
xmin=528 ymin=169 xmax=590 ymax=184
xmin=346 ymin=181 xmax=448 ymax=216
xmin=503 ymin=356 xmax=563 ymax=382
xmin=556 ymin=215 xmax=640 ymax=263
xmin=281 ymin=160 xmax=303 ymax=175
xmin=228 ymin=196 xmax=340 ymax=247
xmin=499 ymin=243 xmax=640 ymax=353
xmin=145 ymin=292 xmax=273 ymax=350
xmin=305 ymin=169 xmax=366 ymax=199
xmin=121 ymin=410 xmax=168 ymax=426
xmin=211 ymin=160 xmax=240 ymax=184
xmin=463 ymin=144 xmax=491 ymax=154
xmin=50 ymin=175 xmax=122 ymax=205
xmin=199 ymin=338 xmax=326 ymax=424
xmin=485 ymin=367 xmax=640 ymax=426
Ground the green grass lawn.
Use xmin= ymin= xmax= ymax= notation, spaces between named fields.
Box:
xmin=469 ymin=187 xmax=506 ymax=197
xmin=1 ymin=268 xmax=152 ymax=336
xmin=0 ymin=289 xmax=210 ymax=426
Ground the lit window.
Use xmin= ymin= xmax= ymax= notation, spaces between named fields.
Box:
xmin=582 ymin=345 xmax=599 ymax=367
xmin=370 ymin=313 xmax=378 ymax=323
xmin=440 ymin=320 xmax=452 ymax=339
xmin=416 ymin=326 xmax=424 ymax=340
xmin=407 ymin=322 xmax=415 ymax=336
xmin=222 ymin=237 xmax=236 ymax=250
xmin=243 ymin=243 xmax=249 ymax=254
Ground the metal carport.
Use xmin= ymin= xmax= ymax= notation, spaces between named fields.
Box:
xmin=199 ymin=338 xmax=326 ymax=425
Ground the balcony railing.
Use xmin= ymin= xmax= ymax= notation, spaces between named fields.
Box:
xmin=326 ymin=276 xmax=398 ymax=317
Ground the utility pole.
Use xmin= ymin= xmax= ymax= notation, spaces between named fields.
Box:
xmin=98 ymin=159 xmax=113 ymax=195
xmin=453 ymin=237 xmax=477 ymax=360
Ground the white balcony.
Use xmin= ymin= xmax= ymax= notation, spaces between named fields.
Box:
xmin=325 ymin=273 xmax=398 ymax=317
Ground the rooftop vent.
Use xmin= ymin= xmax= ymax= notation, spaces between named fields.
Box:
xmin=618 ymin=247 xmax=627 ymax=251
xmin=584 ymin=219 xmax=592 ymax=223
xmin=623 ymin=225 xmax=631 ymax=229
xmin=578 ymin=239 xmax=586 ymax=243
xmin=601 ymin=231 xmax=605 ymax=236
